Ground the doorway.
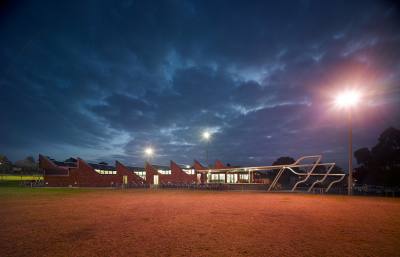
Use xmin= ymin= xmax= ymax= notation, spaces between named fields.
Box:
xmin=153 ymin=175 xmax=159 ymax=185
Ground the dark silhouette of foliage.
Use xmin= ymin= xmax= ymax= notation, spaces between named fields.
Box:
xmin=272 ymin=156 xmax=296 ymax=186
xmin=0 ymin=155 xmax=12 ymax=172
xmin=272 ymin=156 xmax=295 ymax=166
xmin=354 ymin=127 xmax=400 ymax=186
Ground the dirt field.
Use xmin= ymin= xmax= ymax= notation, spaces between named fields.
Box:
xmin=0 ymin=188 xmax=399 ymax=257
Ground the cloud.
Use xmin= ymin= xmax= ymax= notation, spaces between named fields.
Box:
xmin=0 ymin=0 xmax=399 ymax=167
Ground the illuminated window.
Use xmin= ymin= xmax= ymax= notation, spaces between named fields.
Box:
xmin=134 ymin=171 xmax=146 ymax=180
xmin=210 ymin=173 xmax=225 ymax=183
xmin=183 ymin=169 xmax=195 ymax=175
xmin=227 ymin=174 xmax=238 ymax=183
xmin=158 ymin=169 xmax=171 ymax=175
xmin=95 ymin=169 xmax=116 ymax=175
xmin=239 ymin=174 xmax=249 ymax=181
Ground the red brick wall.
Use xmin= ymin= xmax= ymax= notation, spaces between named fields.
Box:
xmin=41 ymin=155 xmax=148 ymax=187
xmin=144 ymin=163 xmax=172 ymax=184
xmin=214 ymin=160 xmax=227 ymax=169
xmin=40 ymin=155 xmax=75 ymax=187
xmin=72 ymin=159 xmax=119 ymax=187
xmin=169 ymin=161 xmax=197 ymax=184
xmin=145 ymin=162 xmax=158 ymax=184
xmin=193 ymin=160 xmax=207 ymax=184
xmin=145 ymin=161 xmax=197 ymax=185
xmin=42 ymin=155 xmax=201 ymax=186
xmin=115 ymin=161 xmax=146 ymax=184
xmin=193 ymin=160 xmax=206 ymax=170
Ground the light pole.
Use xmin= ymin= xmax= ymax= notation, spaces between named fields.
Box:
xmin=202 ymin=131 xmax=211 ymax=167
xmin=348 ymin=110 xmax=353 ymax=195
xmin=335 ymin=90 xmax=361 ymax=195
xmin=144 ymin=147 xmax=154 ymax=163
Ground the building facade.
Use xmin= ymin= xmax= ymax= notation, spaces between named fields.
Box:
xmin=40 ymin=154 xmax=259 ymax=187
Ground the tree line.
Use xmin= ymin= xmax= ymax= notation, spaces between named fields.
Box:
xmin=354 ymin=127 xmax=400 ymax=187
xmin=0 ymin=156 xmax=39 ymax=174
xmin=271 ymin=127 xmax=400 ymax=187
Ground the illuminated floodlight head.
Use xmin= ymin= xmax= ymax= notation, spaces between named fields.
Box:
xmin=335 ymin=90 xmax=361 ymax=108
xmin=144 ymin=147 xmax=154 ymax=156
xmin=202 ymin=131 xmax=211 ymax=140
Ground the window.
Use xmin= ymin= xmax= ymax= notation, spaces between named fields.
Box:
xmin=239 ymin=174 xmax=249 ymax=181
xmin=158 ymin=169 xmax=171 ymax=175
xmin=210 ymin=173 xmax=225 ymax=183
xmin=227 ymin=174 xmax=238 ymax=183
xmin=183 ymin=169 xmax=195 ymax=175
xmin=95 ymin=169 xmax=117 ymax=175
xmin=134 ymin=171 xmax=146 ymax=180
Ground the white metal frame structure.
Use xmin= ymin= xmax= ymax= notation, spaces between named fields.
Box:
xmin=196 ymin=155 xmax=346 ymax=193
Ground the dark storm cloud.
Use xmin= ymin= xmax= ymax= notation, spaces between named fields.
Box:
xmin=1 ymin=0 xmax=399 ymax=166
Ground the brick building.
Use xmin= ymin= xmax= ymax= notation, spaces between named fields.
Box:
xmin=40 ymin=155 xmax=200 ymax=187
xmin=144 ymin=161 xmax=198 ymax=185
xmin=39 ymin=155 xmax=145 ymax=187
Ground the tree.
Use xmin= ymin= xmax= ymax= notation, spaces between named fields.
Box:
xmin=354 ymin=148 xmax=372 ymax=165
xmin=272 ymin=156 xmax=295 ymax=166
xmin=354 ymin=127 xmax=400 ymax=186
xmin=15 ymin=156 xmax=36 ymax=168
xmin=371 ymin=127 xmax=400 ymax=169
xmin=14 ymin=156 xmax=37 ymax=174
xmin=272 ymin=156 xmax=296 ymax=187
xmin=0 ymin=155 xmax=12 ymax=165
xmin=0 ymin=155 xmax=12 ymax=173
xmin=331 ymin=165 xmax=343 ymax=173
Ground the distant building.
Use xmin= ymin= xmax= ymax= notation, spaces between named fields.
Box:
xmin=40 ymin=154 xmax=343 ymax=192
xmin=39 ymin=155 xmax=249 ymax=187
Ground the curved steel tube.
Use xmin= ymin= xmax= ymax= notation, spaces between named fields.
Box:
xmin=268 ymin=167 xmax=284 ymax=191
xmin=325 ymin=174 xmax=346 ymax=193
xmin=307 ymin=163 xmax=335 ymax=192
xmin=198 ymin=155 xmax=346 ymax=193
xmin=268 ymin=162 xmax=343 ymax=192
xmin=293 ymin=155 xmax=322 ymax=165
xmin=291 ymin=155 xmax=321 ymax=191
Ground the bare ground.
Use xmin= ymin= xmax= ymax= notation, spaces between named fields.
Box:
xmin=0 ymin=189 xmax=399 ymax=257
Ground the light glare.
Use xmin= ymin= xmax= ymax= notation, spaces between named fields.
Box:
xmin=202 ymin=131 xmax=211 ymax=140
xmin=335 ymin=90 xmax=361 ymax=108
xmin=144 ymin=147 xmax=153 ymax=156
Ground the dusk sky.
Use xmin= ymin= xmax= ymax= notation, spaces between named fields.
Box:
xmin=1 ymin=0 xmax=399 ymax=167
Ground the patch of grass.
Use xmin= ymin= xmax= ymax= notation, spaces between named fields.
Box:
xmin=0 ymin=174 xmax=43 ymax=181
xmin=0 ymin=186 xmax=96 ymax=199
xmin=0 ymin=180 xmax=21 ymax=187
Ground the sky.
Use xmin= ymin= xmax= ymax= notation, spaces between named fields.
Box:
xmin=1 ymin=0 xmax=399 ymax=167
